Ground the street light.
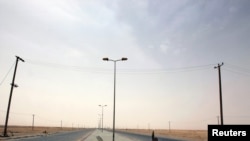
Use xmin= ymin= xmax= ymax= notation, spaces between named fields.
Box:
xmin=98 ymin=114 xmax=102 ymax=129
xmin=99 ymin=105 xmax=107 ymax=132
xmin=102 ymin=57 xmax=127 ymax=141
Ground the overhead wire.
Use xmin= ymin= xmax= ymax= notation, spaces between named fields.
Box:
xmin=118 ymin=64 xmax=215 ymax=74
xmin=224 ymin=63 xmax=250 ymax=73
xmin=26 ymin=59 xmax=112 ymax=74
xmin=223 ymin=67 xmax=250 ymax=76
xmin=25 ymin=59 xmax=215 ymax=74
xmin=223 ymin=63 xmax=250 ymax=76
xmin=0 ymin=62 xmax=15 ymax=85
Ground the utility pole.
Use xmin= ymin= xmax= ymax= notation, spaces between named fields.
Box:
xmin=3 ymin=56 xmax=24 ymax=137
xmin=169 ymin=121 xmax=171 ymax=132
xmin=214 ymin=62 xmax=224 ymax=125
xmin=61 ymin=120 xmax=62 ymax=129
xmin=217 ymin=116 xmax=220 ymax=125
xmin=32 ymin=114 xmax=35 ymax=130
xmin=99 ymin=105 xmax=107 ymax=132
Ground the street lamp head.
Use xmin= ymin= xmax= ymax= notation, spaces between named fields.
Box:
xmin=103 ymin=58 xmax=109 ymax=61
xmin=99 ymin=105 xmax=107 ymax=107
xmin=121 ymin=57 xmax=128 ymax=61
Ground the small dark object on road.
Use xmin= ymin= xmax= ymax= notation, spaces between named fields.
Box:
xmin=43 ymin=130 xmax=48 ymax=135
xmin=152 ymin=130 xmax=158 ymax=141
xmin=96 ymin=136 xmax=103 ymax=141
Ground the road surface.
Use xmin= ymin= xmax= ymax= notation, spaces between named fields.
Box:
xmin=16 ymin=129 xmax=94 ymax=141
xmin=7 ymin=129 xmax=187 ymax=141
xmin=116 ymin=130 xmax=186 ymax=141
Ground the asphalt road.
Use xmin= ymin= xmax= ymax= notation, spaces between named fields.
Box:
xmin=116 ymin=130 xmax=186 ymax=141
xmin=11 ymin=129 xmax=187 ymax=141
xmin=16 ymin=128 xmax=94 ymax=141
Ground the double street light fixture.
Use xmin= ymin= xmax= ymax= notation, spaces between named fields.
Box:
xmin=102 ymin=57 xmax=127 ymax=141
xmin=99 ymin=105 xmax=107 ymax=132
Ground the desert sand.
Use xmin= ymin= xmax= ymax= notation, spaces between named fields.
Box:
xmin=0 ymin=126 xmax=207 ymax=141
xmin=0 ymin=126 xmax=74 ymax=137
xmin=118 ymin=129 xmax=207 ymax=141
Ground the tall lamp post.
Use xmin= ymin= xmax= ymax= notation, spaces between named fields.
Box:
xmin=99 ymin=105 xmax=107 ymax=132
xmin=103 ymin=57 xmax=127 ymax=141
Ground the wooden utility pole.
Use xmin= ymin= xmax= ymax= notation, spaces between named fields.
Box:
xmin=214 ymin=62 xmax=224 ymax=125
xmin=169 ymin=121 xmax=171 ymax=132
xmin=3 ymin=56 xmax=24 ymax=137
xmin=32 ymin=114 xmax=35 ymax=130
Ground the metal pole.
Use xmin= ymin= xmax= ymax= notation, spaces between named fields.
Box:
xmin=113 ymin=61 xmax=116 ymax=141
xmin=217 ymin=116 xmax=219 ymax=125
xmin=32 ymin=114 xmax=35 ymax=130
xmin=102 ymin=106 xmax=104 ymax=132
xmin=3 ymin=56 xmax=24 ymax=137
xmin=103 ymin=57 xmax=127 ymax=141
xmin=169 ymin=121 xmax=170 ymax=132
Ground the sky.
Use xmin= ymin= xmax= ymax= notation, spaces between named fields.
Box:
xmin=0 ymin=0 xmax=250 ymax=130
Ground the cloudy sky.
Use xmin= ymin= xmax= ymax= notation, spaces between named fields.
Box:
xmin=0 ymin=0 xmax=250 ymax=130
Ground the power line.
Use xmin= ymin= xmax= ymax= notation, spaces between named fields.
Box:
xmin=223 ymin=67 xmax=250 ymax=76
xmin=224 ymin=63 xmax=250 ymax=73
xmin=119 ymin=64 xmax=214 ymax=74
xmin=223 ymin=63 xmax=250 ymax=76
xmin=0 ymin=62 xmax=15 ymax=86
xmin=26 ymin=59 xmax=112 ymax=73
xmin=26 ymin=59 xmax=215 ymax=74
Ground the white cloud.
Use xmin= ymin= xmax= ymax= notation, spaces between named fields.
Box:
xmin=1 ymin=0 xmax=250 ymax=129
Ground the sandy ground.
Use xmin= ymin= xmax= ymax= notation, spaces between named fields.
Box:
xmin=0 ymin=126 xmax=207 ymax=141
xmin=0 ymin=126 xmax=75 ymax=137
xmin=118 ymin=129 xmax=207 ymax=141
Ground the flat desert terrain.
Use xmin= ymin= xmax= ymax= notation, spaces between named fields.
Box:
xmin=0 ymin=126 xmax=74 ymax=137
xmin=0 ymin=126 xmax=207 ymax=141
xmin=118 ymin=129 xmax=207 ymax=141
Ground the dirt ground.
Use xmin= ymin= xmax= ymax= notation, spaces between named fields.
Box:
xmin=118 ymin=129 xmax=207 ymax=141
xmin=0 ymin=126 xmax=74 ymax=137
xmin=0 ymin=126 xmax=207 ymax=141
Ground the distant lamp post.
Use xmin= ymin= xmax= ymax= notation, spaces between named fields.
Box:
xmin=102 ymin=57 xmax=127 ymax=141
xmin=98 ymin=114 xmax=102 ymax=129
xmin=99 ymin=105 xmax=107 ymax=132
xmin=4 ymin=56 xmax=24 ymax=137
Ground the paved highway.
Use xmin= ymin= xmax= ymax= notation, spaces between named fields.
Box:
xmin=115 ymin=130 xmax=186 ymax=141
xmin=16 ymin=128 xmax=94 ymax=141
xmin=11 ymin=129 xmax=186 ymax=141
